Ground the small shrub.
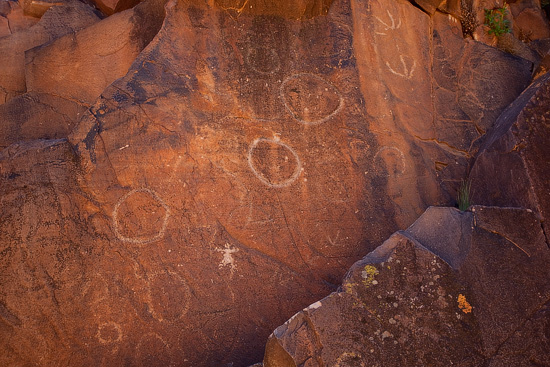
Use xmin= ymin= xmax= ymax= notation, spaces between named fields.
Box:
xmin=484 ymin=6 xmax=512 ymax=37
xmin=457 ymin=179 xmax=471 ymax=212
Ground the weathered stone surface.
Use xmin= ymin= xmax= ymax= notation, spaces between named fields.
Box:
xmin=263 ymin=206 xmax=550 ymax=365
xmin=488 ymin=300 xmax=550 ymax=366
xmin=0 ymin=0 xmax=542 ymax=366
xmin=432 ymin=12 xmax=532 ymax=151
xmin=0 ymin=92 xmax=87 ymax=149
xmin=470 ymin=72 xmax=550 ymax=243
xmin=352 ymin=0 xmax=531 ymax=218
xmin=25 ymin=0 xmax=166 ymax=104
xmin=509 ymin=0 xmax=550 ymax=41
xmin=407 ymin=206 xmax=550 ymax=355
xmin=0 ymin=138 xmax=327 ymax=366
xmin=0 ymin=139 xmax=96 ymax=367
xmin=264 ymin=231 xmax=482 ymax=366
xmin=0 ymin=0 xmax=39 ymax=38
xmin=91 ymin=0 xmax=141 ymax=16
xmin=0 ymin=0 xmax=99 ymax=104
xmin=20 ymin=0 xmax=75 ymax=18
xmin=213 ymin=0 xmax=334 ymax=19
xmin=412 ymin=0 xmax=445 ymax=15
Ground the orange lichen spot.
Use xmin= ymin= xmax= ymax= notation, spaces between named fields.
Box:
xmin=458 ymin=294 xmax=472 ymax=313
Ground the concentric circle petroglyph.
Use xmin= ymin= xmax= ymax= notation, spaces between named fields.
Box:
xmin=247 ymin=138 xmax=302 ymax=188
xmin=146 ymin=270 xmax=191 ymax=322
xmin=96 ymin=321 xmax=123 ymax=344
xmin=246 ymin=46 xmax=281 ymax=74
xmin=280 ymin=73 xmax=344 ymax=125
xmin=112 ymin=188 xmax=170 ymax=245
xmin=374 ymin=146 xmax=406 ymax=176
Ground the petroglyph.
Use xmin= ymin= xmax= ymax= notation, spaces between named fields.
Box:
xmin=112 ymin=188 xmax=170 ymax=245
xmin=374 ymin=10 xmax=402 ymax=35
xmin=136 ymin=332 xmax=172 ymax=367
xmin=280 ymin=73 xmax=343 ymax=125
xmin=248 ymin=137 xmax=302 ymax=188
xmin=246 ymin=46 xmax=281 ymax=74
xmin=327 ymin=230 xmax=341 ymax=246
xmin=96 ymin=321 xmax=123 ymax=344
xmin=386 ymin=55 xmax=417 ymax=79
xmin=335 ymin=352 xmax=366 ymax=367
xmin=146 ymin=270 xmax=190 ymax=322
xmin=217 ymin=243 xmax=239 ymax=274
xmin=374 ymin=146 xmax=406 ymax=176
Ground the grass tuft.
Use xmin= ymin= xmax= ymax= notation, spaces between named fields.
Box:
xmin=457 ymin=179 xmax=471 ymax=211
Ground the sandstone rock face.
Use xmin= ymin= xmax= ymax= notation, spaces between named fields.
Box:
xmin=0 ymin=92 xmax=87 ymax=149
xmin=20 ymin=0 xmax=77 ymax=18
xmin=0 ymin=0 xmax=545 ymax=366
xmin=0 ymin=139 xmax=96 ymax=367
xmin=0 ymin=0 xmax=100 ymax=104
xmin=352 ymin=0 xmax=531 ymax=223
xmin=25 ymin=0 xmax=166 ymax=104
xmin=509 ymin=0 xmax=550 ymax=40
xmin=0 ymin=0 xmax=39 ymax=38
xmin=470 ymin=73 xmax=550 ymax=244
xmin=213 ymin=0 xmax=334 ymax=19
xmin=91 ymin=0 xmax=142 ymax=16
xmin=263 ymin=206 xmax=550 ymax=366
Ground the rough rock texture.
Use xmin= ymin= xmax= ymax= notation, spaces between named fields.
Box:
xmin=25 ymin=0 xmax=166 ymax=104
xmin=91 ymin=0 xmax=142 ymax=15
xmin=213 ymin=0 xmax=334 ymax=19
xmin=509 ymin=0 xmax=550 ymax=41
xmin=0 ymin=92 xmax=87 ymax=149
xmin=0 ymin=0 xmax=100 ymax=104
xmin=20 ymin=0 xmax=77 ymax=18
xmin=0 ymin=0 xmax=546 ymax=366
xmin=0 ymin=139 xmax=97 ymax=367
xmin=352 ymin=0 xmax=531 ymax=221
xmin=0 ymin=0 xmax=39 ymax=38
xmin=470 ymin=73 xmax=550 ymax=244
xmin=263 ymin=206 xmax=550 ymax=366
xmin=413 ymin=0 xmax=445 ymax=15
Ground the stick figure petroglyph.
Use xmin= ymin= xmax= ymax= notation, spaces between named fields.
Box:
xmin=217 ymin=243 xmax=239 ymax=275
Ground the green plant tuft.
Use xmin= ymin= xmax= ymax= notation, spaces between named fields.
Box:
xmin=484 ymin=6 xmax=512 ymax=37
xmin=457 ymin=179 xmax=471 ymax=212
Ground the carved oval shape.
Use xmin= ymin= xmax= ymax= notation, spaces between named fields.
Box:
xmin=248 ymin=138 xmax=301 ymax=188
xmin=281 ymin=73 xmax=343 ymax=125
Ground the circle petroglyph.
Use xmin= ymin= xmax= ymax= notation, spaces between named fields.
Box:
xmin=146 ymin=270 xmax=191 ymax=322
xmin=248 ymin=138 xmax=302 ymax=188
xmin=96 ymin=321 xmax=123 ymax=344
xmin=136 ymin=332 xmax=172 ymax=367
xmin=112 ymin=188 xmax=170 ymax=245
xmin=280 ymin=73 xmax=344 ymax=125
xmin=374 ymin=146 xmax=406 ymax=176
xmin=246 ymin=46 xmax=281 ymax=74
xmin=335 ymin=352 xmax=366 ymax=367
